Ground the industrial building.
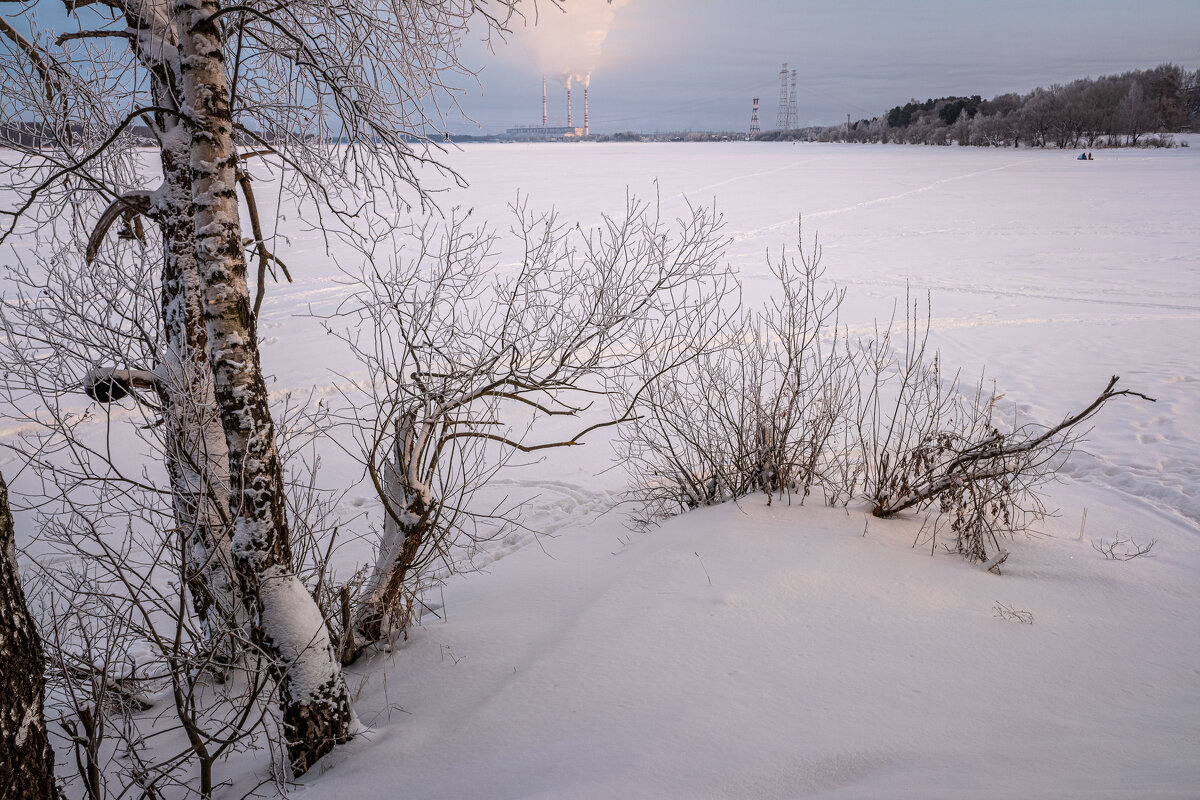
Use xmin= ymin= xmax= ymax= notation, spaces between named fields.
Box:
xmin=504 ymin=76 xmax=590 ymax=140
xmin=505 ymin=126 xmax=585 ymax=139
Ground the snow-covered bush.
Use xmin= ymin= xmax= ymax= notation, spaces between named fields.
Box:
xmin=328 ymin=195 xmax=734 ymax=658
xmin=619 ymin=230 xmax=1154 ymax=565
xmin=618 ymin=222 xmax=858 ymax=524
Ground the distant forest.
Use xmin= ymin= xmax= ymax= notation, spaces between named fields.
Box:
xmin=762 ymin=64 xmax=1199 ymax=148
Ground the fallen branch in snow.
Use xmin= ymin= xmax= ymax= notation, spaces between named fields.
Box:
xmin=993 ymin=602 xmax=1034 ymax=624
xmin=1092 ymin=536 xmax=1157 ymax=561
xmin=873 ymin=376 xmax=1155 ymax=518
xmin=694 ymin=552 xmax=713 ymax=586
xmin=872 ymin=375 xmax=1155 ymax=563
xmin=981 ymin=549 xmax=1009 ymax=574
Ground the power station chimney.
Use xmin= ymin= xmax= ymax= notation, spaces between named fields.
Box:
xmin=567 ymin=82 xmax=573 ymax=127
xmin=542 ymin=75 xmax=547 ymax=127
xmin=584 ymin=85 xmax=589 ymax=136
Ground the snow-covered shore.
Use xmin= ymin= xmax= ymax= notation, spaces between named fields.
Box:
xmin=5 ymin=141 xmax=1198 ymax=797
xmin=290 ymin=142 xmax=1199 ymax=798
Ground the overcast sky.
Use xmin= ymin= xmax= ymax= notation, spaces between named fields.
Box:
xmin=458 ymin=0 xmax=1199 ymax=133
xmin=20 ymin=0 xmax=1199 ymax=135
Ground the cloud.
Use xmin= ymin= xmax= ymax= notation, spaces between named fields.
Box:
xmin=512 ymin=0 xmax=632 ymax=86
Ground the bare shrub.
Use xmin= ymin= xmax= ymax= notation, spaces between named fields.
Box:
xmin=27 ymin=486 xmax=276 ymax=799
xmin=619 ymin=231 xmax=1155 ymax=568
xmin=326 ymin=195 xmax=734 ymax=658
xmin=619 ymin=222 xmax=857 ymax=525
xmin=0 ymin=245 xmax=363 ymax=797
xmin=11 ymin=398 xmax=353 ymax=799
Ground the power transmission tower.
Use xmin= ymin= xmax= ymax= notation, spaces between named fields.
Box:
xmin=788 ymin=69 xmax=798 ymax=130
xmin=776 ymin=63 xmax=789 ymax=130
xmin=749 ymin=97 xmax=760 ymax=138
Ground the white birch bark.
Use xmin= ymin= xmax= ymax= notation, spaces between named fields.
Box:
xmin=111 ymin=0 xmax=241 ymax=662
xmin=171 ymin=0 xmax=352 ymax=774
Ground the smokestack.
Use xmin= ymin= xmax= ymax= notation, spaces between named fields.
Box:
xmin=567 ymin=81 xmax=573 ymax=127
xmin=584 ymin=85 xmax=589 ymax=136
xmin=542 ymin=75 xmax=547 ymax=127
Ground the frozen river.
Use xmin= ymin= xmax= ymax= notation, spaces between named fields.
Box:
xmin=3 ymin=140 xmax=1198 ymax=798
xmin=254 ymin=140 xmax=1200 ymax=526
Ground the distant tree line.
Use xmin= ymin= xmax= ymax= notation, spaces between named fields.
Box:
xmin=765 ymin=64 xmax=1199 ymax=148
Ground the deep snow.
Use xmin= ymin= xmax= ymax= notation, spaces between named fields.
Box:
xmin=4 ymin=141 xmax=1199 ymax=798
xmin=292 ymin=142 xmax=1199 ymax=799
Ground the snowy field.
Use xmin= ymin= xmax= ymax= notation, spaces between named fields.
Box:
xmin=6 ymin=141 xmax=1200 ymax=797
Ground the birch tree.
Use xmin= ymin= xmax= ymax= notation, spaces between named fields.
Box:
xmin=0 ymin=471 xmax=59 ymax=800
xmin=2 ymin=0 xmax=535 ymax=776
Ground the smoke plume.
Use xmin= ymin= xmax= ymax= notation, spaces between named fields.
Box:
xmin=516 ymin=0 xmax=631 ymax=86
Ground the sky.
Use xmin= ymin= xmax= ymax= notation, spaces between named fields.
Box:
xmin=456 ymin=0 xmax=1199 ymax=133
xmin=14 ymin=0 xmax=1198 ymax=135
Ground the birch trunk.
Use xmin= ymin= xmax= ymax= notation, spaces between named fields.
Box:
xmin=0 ymin=471 xmax=59 ymax=800
xmin=120 ymin=0 xmax=240 ymax=663
xmin=172 ymin=0 xmax=352 ymax=774
xmin=158 ymin=136 xmax=240 ymax=663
